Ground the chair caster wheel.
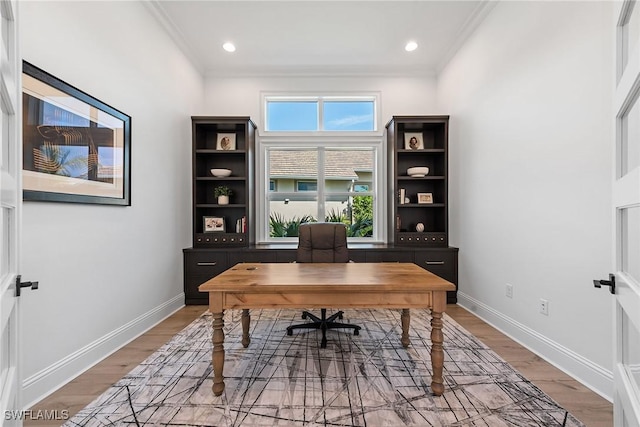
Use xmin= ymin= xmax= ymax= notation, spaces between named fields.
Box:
xmin=287 ymin=329 xmax=293 ymax=336
xmin=338 ymin=313 xmax=343 ymax=320
xmin=354 ymin=329 xmax=359 ymax=336
xmin=302 ymin=313 xmax=307 ymax=319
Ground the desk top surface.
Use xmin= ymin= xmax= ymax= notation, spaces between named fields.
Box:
xmin=199 ymin=262 xmax=456 ymax=293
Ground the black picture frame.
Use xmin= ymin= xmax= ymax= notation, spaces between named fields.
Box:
xmin=22 ymin=61 xmax=131 ymax=205
xmin=203 ymin=216 xmax=225 ymax=232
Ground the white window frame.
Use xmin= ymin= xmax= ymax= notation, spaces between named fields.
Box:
xmin=257 ymin=135 xmax=386 ymax=244
xmin=257 ymin=92 xmax=385 ymax=244
xmin=260 ymin=92 xmax=380 ymax=134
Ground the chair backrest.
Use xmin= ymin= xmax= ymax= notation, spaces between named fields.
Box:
xmin=297 ymin=223 xmax=349 ymax=263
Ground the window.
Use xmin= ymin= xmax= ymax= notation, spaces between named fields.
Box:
xmin=265 ymin=147 xmax=378 ymax=240
xmin=323 ymin=101 xmax=375 ymax=131
xmin=259 ymin=93 xmax=383 ymax=243
xmin=264 ymin=95 xmax=377 ymax=132
xmin=296 ymin=181 xmax=317 ymax=191
xmin=266 ymin=101 xmax=318 ymax=131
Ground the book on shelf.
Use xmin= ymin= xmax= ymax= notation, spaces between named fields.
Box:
xmin=236 ymin=216 xmax=247 ymax=233
xmin=398 ymin=188 xmax=405 ymax=205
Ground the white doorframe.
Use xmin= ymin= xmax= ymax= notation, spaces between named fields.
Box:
xmin=611 ymin=1 xmax=640 ymax=426
xmin=0 ymin=0 xmax=22 ymax=426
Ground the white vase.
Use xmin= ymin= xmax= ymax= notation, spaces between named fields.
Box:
xmin=218 ymin=195 xmax=229 ymax=205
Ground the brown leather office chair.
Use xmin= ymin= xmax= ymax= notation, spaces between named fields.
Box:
xmin=286 ymin=222 xmax=361 ymax=348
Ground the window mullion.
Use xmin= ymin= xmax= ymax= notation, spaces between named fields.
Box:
xmin=317 ymin=147 xmax=326 ymax=222
xmin=261 ymin=134 xmax=382 ymax=243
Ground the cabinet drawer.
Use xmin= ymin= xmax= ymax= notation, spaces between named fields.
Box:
xmin=348 ymin=251 xmax=368 ymax=263
xmin=185 ymin=251 xmax=229 ymax=277
xmin=365 ymin=250 xmax=414 ymax=263
xmin=186 ymin=275 xmax=213 ymax=296
xmin=414 ymin=251 xmax=456 ymax=283
xmin=275 ymin=250 xmax=297 ymax=263
xmin=229 ymin=250 xmax=278 ymax=265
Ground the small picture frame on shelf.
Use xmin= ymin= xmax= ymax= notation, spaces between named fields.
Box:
xmin=404 ymin=132 xmax=424 ymax=150
xmin=216 ymin=133 xmax=236 ymax=150
xmin=417 ymin=193 xmax=434 ymax=204
xmin=203 ymin=216 xmax=225 ymax=232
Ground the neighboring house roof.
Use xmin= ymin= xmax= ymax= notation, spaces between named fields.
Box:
xmin=270 ymin=150 xmax=373 ymax=180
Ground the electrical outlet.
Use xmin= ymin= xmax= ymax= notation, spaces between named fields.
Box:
xmin=506 ymin=283 xmax=513 ymax=298
xmin=539 ymin=299 xmax=549 ymax=316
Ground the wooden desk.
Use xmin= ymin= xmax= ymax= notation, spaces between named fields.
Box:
xmin=199 ymin=262 xmax=456 ymax=397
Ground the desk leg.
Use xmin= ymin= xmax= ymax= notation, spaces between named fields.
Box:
xmin=211 ymin=308 xmax=225 ymax=396
xmin=430 ymin=304 xmax=445 ymax=396
xmin=401 ymin=309 xmax=410 ymax=348
xmin=241 ymin=309 xmax=251 ymax=347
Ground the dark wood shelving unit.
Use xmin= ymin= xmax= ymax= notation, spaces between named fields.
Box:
xmin=387 ymin=116 xmax=450 ymax=247
xmin=184 ymin=115 xmax=458 ymax=305
xmin=191 ymin=116 xmax=255 ymax=247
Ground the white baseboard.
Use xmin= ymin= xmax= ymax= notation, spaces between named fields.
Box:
xmin=22 ymin=294 xmax=185 ymax=409
xmin=457 ymin=291 xmax=613 ymax=402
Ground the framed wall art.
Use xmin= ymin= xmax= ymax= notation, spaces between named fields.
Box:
xmin=22 ymin=61 xmax=131 ymax=205
xmin=216 ymin=133 xmax=236 ymax=150
xmin=203 ymin=216 xmax=225 ymax=232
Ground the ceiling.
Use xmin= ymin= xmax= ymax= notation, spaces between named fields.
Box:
xmin=147 ymin=1 xmax=492 ymax=77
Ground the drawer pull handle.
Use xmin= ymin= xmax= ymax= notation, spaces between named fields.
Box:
xmin=197 ymin=262 xmax=218 ymax=266
xmin=425 ymin=261 xmax=445 ymax=265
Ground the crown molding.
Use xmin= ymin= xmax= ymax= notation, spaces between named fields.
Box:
xmin=145 ymin=0 xmax=491 ymax=80
xmin=142 ymin=0 xmax=205 ymax=76
xmin=436 ymin=0 xmax=498 ymax=75
xmin=204 ymin=64 xmax=437 ymax=79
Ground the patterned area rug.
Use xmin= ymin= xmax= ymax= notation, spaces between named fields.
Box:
xmin=65 ymin=309 xmax=584 ymax=426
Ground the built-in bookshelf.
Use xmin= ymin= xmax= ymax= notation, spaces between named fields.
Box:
xmin=387 ymin=116 xmax=449 ymax=246
xmin=191 ymin=116 xmax=255 ymax=247
xmin=184 ymin=115 xmax=458 ymax=305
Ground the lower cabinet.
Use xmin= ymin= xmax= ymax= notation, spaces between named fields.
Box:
xmin=183 ymin=246 xmax=459 ymax=305
xmin=183 ymin=250 xmax=229 ymax=305
xmin=414 ymin=248 xmax=458 ymax=304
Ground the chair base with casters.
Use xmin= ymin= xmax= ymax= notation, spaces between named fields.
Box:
xmin=289 ymin=223 xmax=361 ymax=348
xmin=287 ymin=308 xmax=361 ymax=348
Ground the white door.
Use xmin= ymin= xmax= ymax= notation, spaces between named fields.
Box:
xmin=611 ymin=2 xmax=640 ymax=426
xmin=0 ymin=0 xmax=21 ymax=426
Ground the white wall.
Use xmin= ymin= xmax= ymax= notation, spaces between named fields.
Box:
xmin=203 ymin=76 xmax=439 ymax=132
xmin=438 ymin=1 xmax=614 ymax=398
xmin=20 ymin=1 xmax=203 ymax=406
xmin=17 ymin=0 xmax=616 ymax=409
xmin=203 ymin=76 xmax=439 ymax=243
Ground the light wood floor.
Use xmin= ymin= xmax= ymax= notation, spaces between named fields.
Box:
xmin=25 ymin=304 xmax=612 ymax=426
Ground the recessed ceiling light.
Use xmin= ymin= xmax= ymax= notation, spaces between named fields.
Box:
xmin=405 ymin=41 xmax=418 ymax=52
xmin=223 ymin=42 xmax=236 ymax=53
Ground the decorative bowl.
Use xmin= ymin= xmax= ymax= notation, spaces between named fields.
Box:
xmin=211 ymin=168 xmax=232 ymax=177
xmin=407 ymin=166 xmax=429 ymax=177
